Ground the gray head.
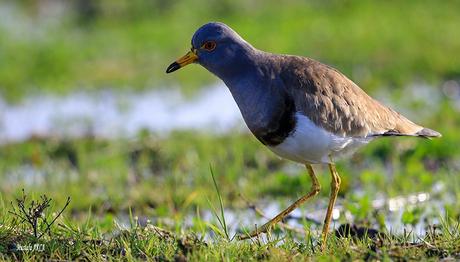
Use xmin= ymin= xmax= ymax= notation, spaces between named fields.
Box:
xmin=166 ymin=22 xmax=256 ymax=79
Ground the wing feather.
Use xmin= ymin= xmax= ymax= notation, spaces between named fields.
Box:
xmin=277 ymin=55 xmax=424 ymax=138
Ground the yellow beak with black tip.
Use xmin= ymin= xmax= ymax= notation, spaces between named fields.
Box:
xmin=166 ymin=49 xmax=198 ymax=73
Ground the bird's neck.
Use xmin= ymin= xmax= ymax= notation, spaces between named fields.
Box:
xmin=217 ymin=52 xmax=295 ymax=146
xmin=219 ymin=50 xmax=267 ymax=109
xmin=212 ymin=48 xmax=260 ymax=81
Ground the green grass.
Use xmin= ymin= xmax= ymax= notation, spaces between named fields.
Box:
xmin=1 ymin=212 xmax=459 ymax=260
xmin=0 ymin=110 xmax=459 ymax=260
xmin=207 ymin=165 xmax=230 ymax=241
xmin=1 ymin=0 xmax=460 ymax=101
xmin=0 ymin=159 xmax=459 ymax=260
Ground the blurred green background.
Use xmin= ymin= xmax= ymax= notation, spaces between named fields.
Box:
xmin=0 ymin=0 xmax=459 ymax=250
xmin=1 ymin=0 xmax=459 ymax=101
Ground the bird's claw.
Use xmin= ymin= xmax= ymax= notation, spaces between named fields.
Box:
xmin=237 ymin=222 xmax=274 ymax=240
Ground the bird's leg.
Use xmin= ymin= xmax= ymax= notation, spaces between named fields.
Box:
xmin=238 ymin=164 xmax=320 ymax=240
xmin=321 ymin=163 xmax=341 ymax=250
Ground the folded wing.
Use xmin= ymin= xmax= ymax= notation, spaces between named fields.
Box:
xmin=278 ymin=56 xmax=441 ymax=138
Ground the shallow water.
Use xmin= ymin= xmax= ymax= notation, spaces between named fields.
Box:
xmin=0 ymin=81 xmax=452 ymax=144
xmin=0 ymin=85 xmax=244 ymax=143
xmin=115 ymin=185 xmax=446 ymax=240
xmin=3 ymin=159 xmax=449 ymax=239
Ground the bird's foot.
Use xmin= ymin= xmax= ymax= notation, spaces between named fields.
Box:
xmin=237 ymin=220 xmax=276 ymax=240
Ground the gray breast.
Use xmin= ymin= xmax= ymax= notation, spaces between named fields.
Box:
xmin=228 ymin=78 xmax=297 ymax=146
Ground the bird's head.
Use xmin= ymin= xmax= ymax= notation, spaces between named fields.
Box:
xmin=166 ymin=22 xmax=255 ymax=78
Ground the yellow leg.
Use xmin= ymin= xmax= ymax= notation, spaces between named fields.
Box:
xmin=321 ymin=163 xmax=341 ymax=250
xmin=238 ymin=164 xmax=321 ymax=240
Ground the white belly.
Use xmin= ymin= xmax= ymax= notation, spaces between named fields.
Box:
xmin=268 ymin=113 xmax=372 ymax=164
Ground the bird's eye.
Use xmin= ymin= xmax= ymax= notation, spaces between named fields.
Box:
xmin=202 ymin=41 xmax=216 ymax=51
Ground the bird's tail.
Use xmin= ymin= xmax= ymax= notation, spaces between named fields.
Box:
xmin=415 ymin=127 xmax=442 ymax=138
xmin=373 ymin=127 xmax=442 ymax=139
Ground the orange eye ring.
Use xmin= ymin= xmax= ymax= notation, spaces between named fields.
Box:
xmin=202 ymin=41 xmax=216 ymax=51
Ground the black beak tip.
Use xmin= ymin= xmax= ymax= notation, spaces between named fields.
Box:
xmin=166 ymin=62 xmax=180 ymax=74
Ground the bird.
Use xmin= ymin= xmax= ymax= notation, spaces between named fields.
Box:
xmin=166 ymin=22 xmax=441 ymax=248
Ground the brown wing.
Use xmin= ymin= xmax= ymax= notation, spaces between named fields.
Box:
xmin=278 ymin=55 xmax=426 ymax=138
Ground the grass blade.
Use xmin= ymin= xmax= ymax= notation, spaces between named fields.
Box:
xmin=209 ymin=165 xmax=230 ymax=241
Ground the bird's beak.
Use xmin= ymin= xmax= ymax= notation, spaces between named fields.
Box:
xmin=166 ymin=49 xmax=198 ymax=73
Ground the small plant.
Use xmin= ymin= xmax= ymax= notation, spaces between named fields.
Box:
xmin=8 ymin=189 xmax=71 ymax=239
xmin=206 ymin=165 xmax=230 ymax=241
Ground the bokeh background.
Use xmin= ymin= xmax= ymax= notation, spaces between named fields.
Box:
xmin=1 ymin=0 xmax=460 ymax=251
